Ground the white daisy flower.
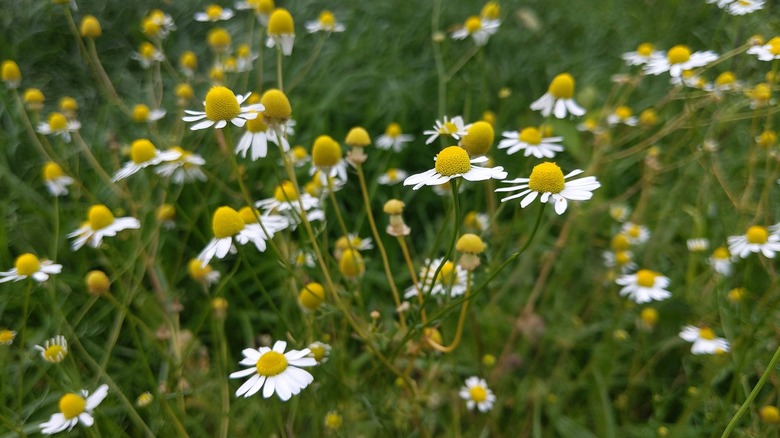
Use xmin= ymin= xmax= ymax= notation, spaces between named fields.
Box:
xmin=40 ymin=385 xmax=108 ymax=435
xmin=602 ymin=250 xmax=637 ymax=273
xmin=229 ymin=340 xmax=317 ymax=401
xmin=704 ymin=71 xmax=741 ymax=95
xmin=131 ymin=104 xmax=165 ymax=123
xmin=131 ymin=42 xmax=165 ymax=68
xmin=404 ymin=258 xmax=469 ymax=299
xmin=305 ymin=10 xmax=346 ymax=33
xmin=459 ymin=376 xmax=496 ymax=413
xmin=155 ymin=147 xmax=207 ymax=184
xmin=404 ymin=146 xmax=506 ymax=190
xmin=307 ymin=341 xmax=331 ymax=364
xmin=451 ymin=16 xmax=499 ymax=46
xmin=266 ymin=8 xmax=296 ymax=56
xmin=34 ymin=335 xmax=68 ymax=363
xmin=112 ymin=139 xmax=181 ymax=182
xmin=182 ymin=86 xmax=263 ymax=131
xmin=686 ymin=238 xmax=710 ymax=252
xmin=670 ymin=70 xmax=708 ymax=89
xmin=195 ymin=4 xmax=234 ymax=22
xmin=643 ymin=45 xmax=718 ymax=78
xmin=378 ymin=168 xmax=408 ymax=185
xmin=143 ymin=9 xmax=176 ymax=39
xmin=707 ymin=0 xmax=734 ymax=7
xmin=197 ymin=206 xmax=289 ymax=266
xmin=498 ymin=126 xmax=564 ymax=158
xmin=424 ymin=116 xmax=471 ymax=145
xmin=0 ymin=329 xmax=16 ymax=345
xmin=530 ymin=73 xmax=586 ymax=119
xmin=496 ymin=162 xmax=600 ymax=215
xmin=36 ymin=112 xmax=80 ymax=143
xmin=235 ymin=113 xmax=291 ymax=160
xmin=0 ymin=253 xmax=62 ymax=283
xmin=728 ymin=224 xmax=780 ymax=259
xmin=376 ymin=122 xmax=414 ymax=152
xmin=235 ymin=44 xmax=259 ymax=72
xmin=616 ymin=269 xmax=671 ymax=304
xmin=679 ymin=326 xmax=730 ymax=355
xmin=292 ymin=249 xmax=316 ymax=268
xmin=607 ymin=106 xmax=638 ymax=126
xmin=256 ymin=180 xmax=325 ymax=228
xmin=620 ymin=222 xmax=651 ymax=245
xmin=68 ymin=204 xmax=141 ymax=251
xmin=235 ymin=0 xmax=274 ymax=26
xmin=42 ymin=162 xmax=74 ymax=197
xmin=708 ymin=246 xmax=732 ymax=276
xmin=188 ymin=258 xmax=221 ymax=285
xmin=622 ymin=42 xmax=663 ymax=66
xmin=747 ymin=36 xmax=780 ymax=62
xmin=727 ymin=0 xmax=764 ymax=15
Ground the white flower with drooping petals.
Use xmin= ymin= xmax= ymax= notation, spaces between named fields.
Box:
xmin=0 ymin=253 xmax=62 ymax=283
xmin=40 ymin=385 xmax=108 ymax=435
xmin=183 ymin=86 xmax=263 ymax=131
xmin=496 ymin=162 xmax=600 ymax=215
xmin=229 ymin=340 xmax=317 ymax=401
xmin=404 ymin=146 xmax=506 ymax=190
xmin=679 ymin=325 xmax=730 ymax=355
xmin=616 ymin=269 xmax=671 ymax=304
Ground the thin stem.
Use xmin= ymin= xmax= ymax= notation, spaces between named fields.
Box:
xmin=722 ymin=344 xmax=780 ymax=437
xmin=427 ymin=271 xmax=473 ymax=352
xmin=277 ymin=47 xmax=284 ymax=91
xmin=16 ymin=281 xmax=33 ymax=411
xmin=425 ymin=180 xmax=461 ymax=297
xmin=398 ymin=236 xmax=427 ymax=324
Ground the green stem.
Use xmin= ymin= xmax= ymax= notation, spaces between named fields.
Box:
xmin=722 ymin=344 xmax=780 ymax=437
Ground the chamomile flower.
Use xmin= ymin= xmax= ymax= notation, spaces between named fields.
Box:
xmin=498 ymin=126 xmax=564 ymax=158
xmin=37 ymin=112 xmax=80 ymax=143
xmin=459 ymin=377 xmax=496 ymax=413
xmin=404 ymin=258 xmax=469 ymax=299
xmin=307 ymin=341 xmax=331 ymax=364
xmin=603 ymin=250 xmax=636 ymax=273
xmin=748 ymin=83 xmax=774 ymax=109
xmin=34 ymin=335 xmax=68 ymax=363
xmin=235 ymin=112 xmax=289 ymax=160
xmin=292 ymin=249 xmax=316 ymax=268
xmin=679 ymin=326 xmax=730 ymax=355
xmin=378 ymin=168 xmax=408 ymax=185
xmin=42 ymin=162 xmax=74 ymax=196
xmin=480 ymin=1 xmax=501 ymax=27
xmin=40 ymin=385 xmax=108 ymax=435
xmin=155 ymin=147 xmax=207 ymax=183
xmin=113 ymin=139 xmax=181 ymax=182
xmin=131 ymin=42 xmax=165 ymax=68
xmin=727 ymin=0 xmax=764 ymax=15
xmin=195 ymin=4 xmax=235 ymax=22
xmin=68 ymin=205 xmax=141 ymax=251
xmin=643 ymin=45 xmax=718 ymax=78
xmin=607 ymin=106 xmax=638 ymax=126
xmin=256 ymin=181 xmax=325 ymax=226
xmin=183 ymin=86 xmax=263 ymax=130
xmin=197 ymin=206 xmax=288 ymax=266
xmin=451 ymin=16 xmax=499 ymax=46
xmin=463 ymin=211 xmax=490 ymax=233
xmin=188 ymin=258 xmax=221 ymax=285
xmin=747 ymin=36 xmax=780 ymax=62
xmin=286 ymin=145 xmax=310 ymax=167
xmin=707 ymin=0 xmax=735 ymax=8
xmin=376 ymin=122 xmax=414 ymax=152
xmin=404 ymin=146 xmax=506 ymax=190
xmin=616 ymin=269 xmax=671 ymax=304
xmin=2 ymin=60 xmax=21 ymax=89
xmin=704 ymin=71 xmax=741 ymax=95
xmin=530 ymin=73 xmax=586 ymax=119
xmin=235 ymin=44 xmax=258 ymax=72
xmin=229 ymin=340 xmax=317 ymax=401
xmin=236 ymin=0 xmax=275 ymax=25
xmin=424 ymin=115 xmax=470 ymax=144
xmin=708 ymin=246 xmax=732 ymax=276
xmin=727 ymin=224 xmax=780 ymax=259
xmin=142 ymin=9 xmax=176 ymax=39
xmin=266 ymin=8 xmax=295 ymax=55
xmin=687 ymin=238 xmax=710 ymax=252
xmin=621 ymin=222 xmax=651 ymax=245
xmin=496 ymin=162 xmax=600 ymax=214
xmin=131 ymin=104 xmax=166 ymax=123
xmin=0 ymin=253 xmax=62 ymax=283
xmin=334 ymin=234 xmax=373 ymax=261
xmin=0 ymin=329 xmax=16 ymax=345
xmin=622 ymin=42 xmax=663 ymax=66
xmin=305 ymin=10 xmax=345 ymax=33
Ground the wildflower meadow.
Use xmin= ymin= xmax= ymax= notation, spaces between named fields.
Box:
xmin=2 ymin=0 xmax=780 ymax=436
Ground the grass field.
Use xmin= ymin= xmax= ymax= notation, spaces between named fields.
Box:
xmin=1 ymin=0 xmax=780 ymax=436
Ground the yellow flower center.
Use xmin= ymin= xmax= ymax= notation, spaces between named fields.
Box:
xmin=48 ymin=112 xmax=68 ymax=132
xmin=769 ymin=37 xmax=780 ymax=55
xmin=268 ymin=8 xmax=294 ymax=35
xmin=59 ymin=97 xmax=78 ymax=112
xmin=456 ymin=233 xmax=486 ymax=254
xmin=256 ymin=350 xmax=288 ymax=376
xmin=205 ymin=86 xmax=241 ymax=122
xmin=548 ymin=73 xmax=575 ymax=99
xmin=245 ymin=113 xmax=268 ymax=133
xmin=635 ymin=269 xmax=656 ymax=288
xmin=469 ymin=385 xmax=488 ymax=402
xmin=234 ymin=206 xmax=257 ymax=224
xmin=667 ymin=45 xmax=691 ymax=65
xmin=142 ymin=18 xmax=161 ymax=37
xmin=43 ymin=162 xmax=64 ymax=181
xmin=339 ymin=249 xmax=365 ymax=278
xmin=746 ymin=226 xmax=768 ymax=244
xmin=519 ymin=127 xmax=542 ymax=145
xmin=434 ymin=146 xmax=471 ymax=176
xmin=156 ymin=204 xmax=175 ymax=222
xmin=310 ymin=345 xmax=326 ymax=361
xmin=698 ymin=327 xmax=715 ymax=340
xmin=465 ymin=16 xmax=482 ymax=33
xmin=274 ymin=180 xmax=299 ymax=202
xmin=385 ymin=122 xmax=402 ymax=137
xmin=130 ymin=139 xmax=157 ymax=164
xmin=292 ymin=145 xmax=308 ymax=159
xmin=611 ymin=234 xmax=631 ymax=251
xmin=637 ymin=42 xmax=654 ymax=57
xmin=23 ymin=88 xmax=44 ymax=104
xmin=460 ymin=121 xmax=494 ymax=156
xmin=345 ymin=126 xmax=371 ymax=147
xmin=715 ymin=71 xmax=736 ymax=87
xmin=211 ymin=206 xmax=245 ymax=238
xmin=206 ymin=4 xmax=223 ymax=20
xmin=1 ymin=60 xmax=21 ymax=83
xmin=258 ymin=0 xmax=275 ymax=14
xmin=437 ymin=261 xmax=458 ymax=287
xmin=528 ymin=162 xmax=565 ymax=194
xmin=188 ymin=259 xmax=213 ymax=281
xmin=132 ymin=104 xmax=150 ymax=122
xmin=80 ymin=15 xmax=102 ymax=38
xmin=639 ymin=109 xmax=658 ymax=126
xmin=15 ymin=253 xmax=40 ymax=276
xmin=176 ymin=83 xmax=194 ymax=100
xmin=140 ymin=42 xmax=156 ymax=60
xmin=86 ymin=270 xmax=110 ymax=294
xmin=236 ymin=45 xmax=250 ymax=59
xmin=712 ymin=246 xmax=730 ymax=260
xmin=207 ymin=28 xmax=231 ymax=50
xmin=480 ymin=2 xmax=500 ymax=19
xmin=319 ymin=10 xmax=336 ymax=28
xmin=312 ymin=135 xmax=342 ymax=167
xmin=261 ymin=89 xmax=292 ymax=124
xmin=758 ymin=131 xmax=777 ymax=148
xmin=299 ymin=282 xmax=325 ymax=310
xmin=640 ymin=308 xmax=658 ymax=326
xmin=88 ymin=205 xmax=115 ymax=231
xmin=615 ymin=251 xmax=631 ymax=266
xmin=59 ymin=393 xmax=86 ymax=420
xmin=0 ymin=329 xmax=15 ymax=343
xmin=614 ymin=106 xmax=632 ymax=120
xmin=43 ymin=344 xmax=65 ymax=362
xmin=752 ymin=83 xmax=772 ymax=102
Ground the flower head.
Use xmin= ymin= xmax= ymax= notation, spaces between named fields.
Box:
xmin=42 ymin=162 xmax=74 ymax=196
xmin=34 ymin=335 xmax=68 ymax=363
xmin=404 ymin=146 xmax=506 ymax=190
xmin=307 ymin=341 xmax=331 ymax=363
xmin=195 ymin=4 xmax=235 ymax=22
xmin=79 ymin=15 xmax=101 ymax=38
xmin=459 ymin=121 xmax=494 ymax=156
xmin=183 ymin=86 xmax=263 ymax=130
xmin=530 ymin=73 xmax=586 ymax=118
xmin=255 ymin=181 xmax=324 ymax=227
xmin=747 ymin=36 xmax=780 ymax=61
xmin=188 ymin=258 xmax=220 ymax=285
xmin=622 ymin=42 xmax=662 ymax=66
xmin=267 ymin=8 xmax=295 ymax=55
xmin=679 ymin=325 xmax=729 ymax=355
xmin=376 ymin=122 xmax=414 ymax=152
xmin=616 ymin=269 xmax=671 ymax=304
xmin=708 ymin=246 xmax=732 ymax=276
xmin=68 ymin=205 xmax=141 ymax=250
xmin=305 ymin=10 xmax=345 ymax=33
xmin=621 ymin=222 xmax=651 ymax=245
xmin=0 ymin=253 xmax=62 ymax=283
xmin=40 ymin=385 xmax=108 ymax=434
xmin=229 ymin=340 xmax=317 ymax=401
xmin=131 ymin=104 xmax=166 ymax=123
xmin=2 ymin=60 xmax=21 ymax=88
xmin=498 ymin=126 xmax=564 ymax=158
xmin=0 ymin=329 xmax=16 ymax=345
xmin=378 ymin=168 xmax=408 ymax=185
xmin=197 ymin=206 xmax=288 ymax=266
xmin=405 ymin=257 xmax=469 ymax=299
xmin=728 ymin=224 xmax=780 ymax=259
xmin=298 ymin=282 xmax=325 ymax=311
xmin=155 ymin=147 xmax=207 ymax=183
xmin=451 ymin=16 xmax=499 ymax=46
xmin=113 ymin=139 xmax=181 ymax=182
xmin=142 ymin=9 xmax=176 ymax=39
xmin=36 ymin=112 xmax=80 ymax=143
xmin=131 ymin=42 xmax=165 ymax=68
xmin=643 ymin=45 xmax=718 ymax=78
xmin=424 ymin=115 xmax=471 ymax=145
xmin=459 ymin=377 xmax=496 ymax=412
xmin=496 ymin=162 xmax=600 ymax=214
xmin=607 ymin=106 xmax=638 ymax=126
